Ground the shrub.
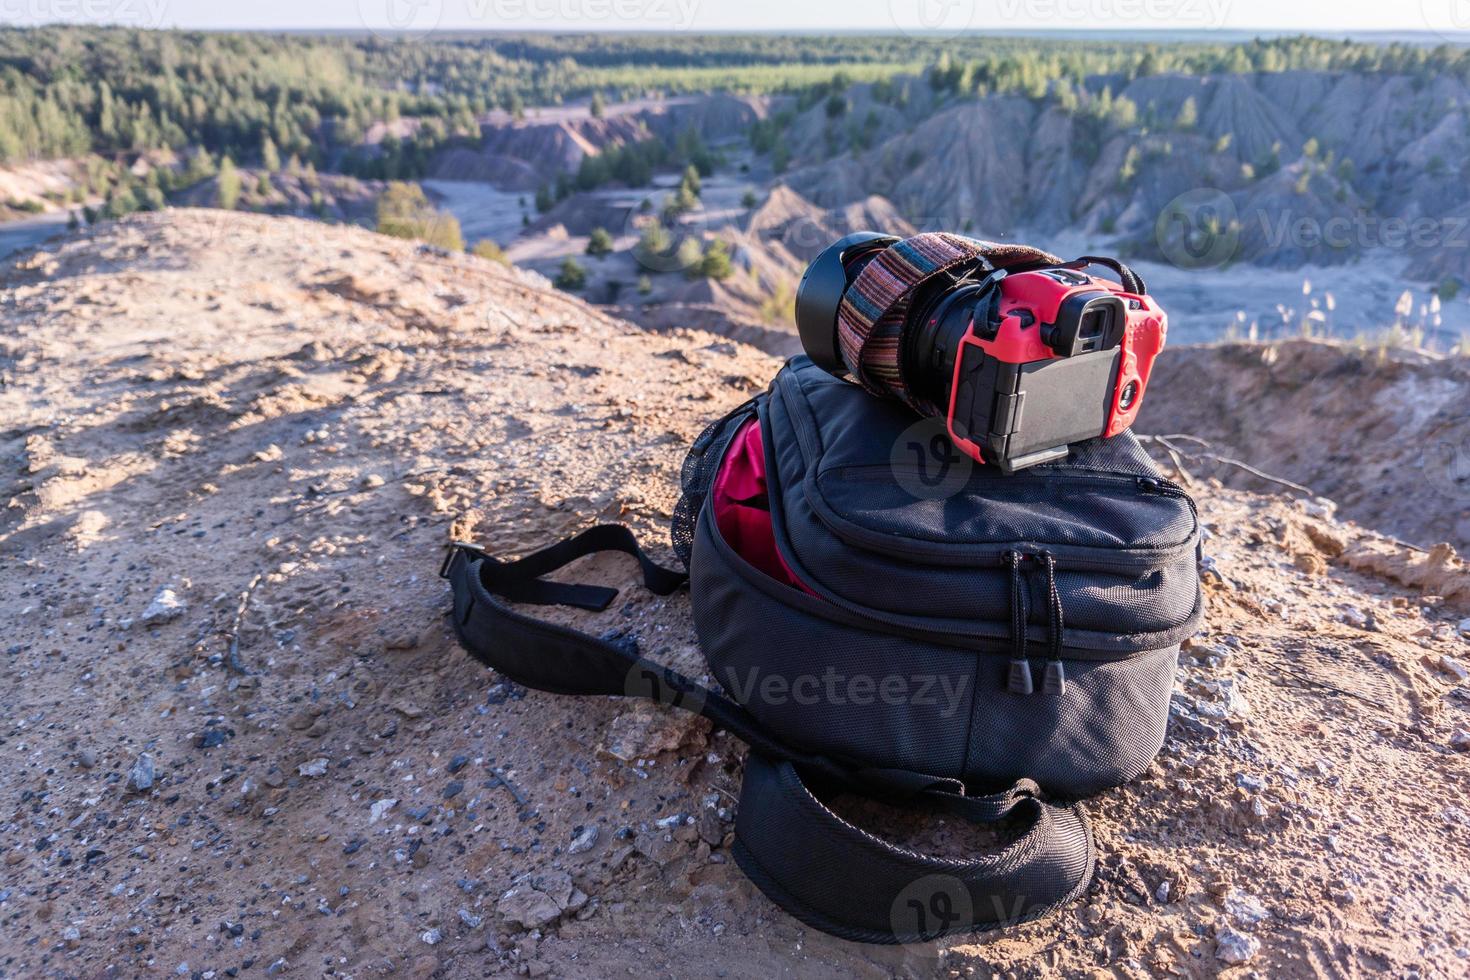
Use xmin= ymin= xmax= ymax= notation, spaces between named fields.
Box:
xmin=217 ymin=156 xmax=241 ymax=210
xmin=635 ymin=220 xmax=672 ymax=267
xmin=586 ymin=226 xmax=614 ymax=257
xmin=697 ymin=239 xmax=734 ymax=280
xmin=376 ymin=182 xmax=464 ymax=251
xmin=1174 ymin=96 xmax=1197 ymax=131
xmin=554 ymin=257 xmax=587 ymax=291
xmin=473 ymin=239 xmax=509 ymax=264
xmin=675 ymin=236 xmax=704 ymax=276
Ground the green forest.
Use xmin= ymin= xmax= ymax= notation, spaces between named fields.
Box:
xmin=4 ymin=26 xmax=1470 ymax=170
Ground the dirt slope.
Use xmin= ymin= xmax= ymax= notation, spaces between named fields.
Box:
xmin=1141 ymin=340 xmax=1470 ymax=551
xmin=2 ymin=211 xmax=1469 ymax=979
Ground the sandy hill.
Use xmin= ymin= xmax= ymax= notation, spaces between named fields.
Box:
xmin=2 ymin=210 xmax=1468 ymax=978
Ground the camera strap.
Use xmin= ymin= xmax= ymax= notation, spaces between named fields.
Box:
xmin=835 ymin=232 xmax=1061 ymax=406
xmin=440 ymin=531 xmax=1094 ymax=943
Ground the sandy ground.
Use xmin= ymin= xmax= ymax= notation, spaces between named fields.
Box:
xmin=2 ymin=210 xmax=1469 ymax=979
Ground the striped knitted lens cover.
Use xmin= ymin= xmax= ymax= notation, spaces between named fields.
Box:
xmin=835 ymin=232 xmax=1061 ymax=410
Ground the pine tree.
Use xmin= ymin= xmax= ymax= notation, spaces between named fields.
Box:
xmin=217 ymin=156 xmax=241 ymax=210
xmin=586 ymin=227 xmax=614 ymax=257
xmin=1174 ymin=96 xmax=1198 ymax=131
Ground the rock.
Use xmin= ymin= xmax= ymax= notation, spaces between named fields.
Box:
xmin=633 ymin=831 xmax=687 ymax=867
xmin=1235 ymin=773 xmax=1267 ymax=794
xmin=421 ymin=928 xmax=442 ymax=945
xmin=298 ymin=757 xmax=329 ymax=777
xmin=1155 ymin=880 xmax=1172 ymax=903
xmin=77 ymin=748 xmax=97 ymax=769
xmin=1300 ymin=497 xmax=1337 ymax=521
xmin=442 ymin=780 xmax=464 ymax=800
xmin=1439 ymin=655 xmax=1469 ymax=683
xmin=696 ymin=808 xmax=724 ymax=846
xmin=1457 ymin=617 xmax=1470 ymax=638
xmin=1215 ymin=926 xmax=1261 ymax=964
xmin=370 ymin=798 xmax=397 ymax=823
xmin=1198 ymin=555 xmax=1234 ymax=590
xmin=127 ymin=753 xmax=155 ymax=792
xmin=1302 ymin=521 xmax=1348 ymax=557
xmin=598 ymin=703 xmax=709 ymax=763
xmin=567 ymin=825 xmax=599 ymax=855
xmin=196 ymin=728 xmax=232 ymax=750
xmin=498 ymin=881 xmax=563 ymax=931
xmin=1294 ymin=552 xmax=1326 ymax=576
xmin=447 ymin=754 xmax=470 ymax=774
xmin=1451 ymin=730 xmax=1470 ymax=752
xmin=457 ymin=908 xmax=483 ymax=929
xmin=497 ymin=871 xmax=582 ymax=931
xmin=140 ymin=587 xmax=187 ymax=625
xmin=1223 ymin=888 xmax=1270 ymax=925
xmin=1215 ymin=678 xmax=1250 ymax=718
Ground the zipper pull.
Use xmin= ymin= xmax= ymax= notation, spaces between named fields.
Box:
xmin=1004 ymin=550 xmax=1032 ymax=694
xmin=1038 ymin=552 xmax=1067 ymax=697
xmin=1007 ymin=658 xmax=1034 ymax=695
xmin=1041 ymin=659 xmax=1066 ymax=696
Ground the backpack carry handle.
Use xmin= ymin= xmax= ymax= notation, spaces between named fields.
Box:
xmin=440 ymin=526 xmax=1095 ymax=943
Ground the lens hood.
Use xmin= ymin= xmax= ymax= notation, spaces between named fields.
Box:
xmin=795 ymin=231 xmax=898 ymax=376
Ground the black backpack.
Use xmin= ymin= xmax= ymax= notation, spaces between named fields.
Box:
xmin=441 ymin=356 xmax=1202 ymax=943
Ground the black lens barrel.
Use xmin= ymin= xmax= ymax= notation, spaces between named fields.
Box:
xmin=794 ymin=231 xmax=899 ymax=377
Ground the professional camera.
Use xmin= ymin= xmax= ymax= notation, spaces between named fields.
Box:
xmin=795 ymin=232 xmax=1167 ymax=473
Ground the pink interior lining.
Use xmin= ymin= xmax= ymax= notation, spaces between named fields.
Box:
xmin=711 ymin=418 xmax=814 ymax=594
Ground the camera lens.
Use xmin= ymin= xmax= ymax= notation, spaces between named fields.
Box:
xmin=795 ymin=232 xmax=899 ymax=377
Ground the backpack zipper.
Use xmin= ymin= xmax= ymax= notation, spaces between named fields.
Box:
xmin=1003 ymin=550 xmax=1068 ymax=695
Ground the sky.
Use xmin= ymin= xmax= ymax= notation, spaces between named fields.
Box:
xmin=0 ymin=0 xmax=1465 ymax=36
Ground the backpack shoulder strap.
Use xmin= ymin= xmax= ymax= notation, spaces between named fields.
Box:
xmin=439 ymin=528 xmax=1094 ymax=942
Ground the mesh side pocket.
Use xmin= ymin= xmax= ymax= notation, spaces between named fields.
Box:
xmin=671 ymin=398 xmax=758 ymax=568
